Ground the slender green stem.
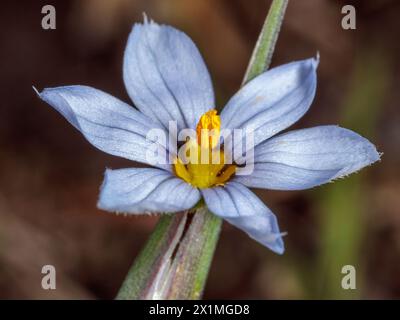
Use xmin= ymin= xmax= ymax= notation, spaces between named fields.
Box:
xmin=116 ymin=0 xmax=289 ymax=300
xmin=117 ymin=209 xmax=222 ymax=299
xmin=116 ymin=214 xmax=186 ymax=299
xmin=244 ymin=0 xmax=289 ymax=82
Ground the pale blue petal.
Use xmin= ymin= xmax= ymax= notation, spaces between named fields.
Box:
xmin=123 ymin=20 xmax=214 ymax=131
xmin=201 ymin=182 xmax=284 ymax=254
xmin=235 ymin=126 xmax=380 ymax=190
xmin=221 ymin=58 xmax=318 ymax=149
xmin=98 ymin=168 xmax=201 ymax=214
xmin=38 ymin=85 xmax=171 ymax=171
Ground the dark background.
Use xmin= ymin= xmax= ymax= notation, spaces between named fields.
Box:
xmin=0 ymin=0 xmax=399 ymax=299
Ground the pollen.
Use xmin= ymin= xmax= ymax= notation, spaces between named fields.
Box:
xmin=174 ymin=110 xmax=236 ymax=189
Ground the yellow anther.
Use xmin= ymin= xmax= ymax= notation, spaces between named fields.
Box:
xmin=173 ymin=110 xmax=235 ymax=189
xmin=196 ymin=109 xmax=220 ymax=149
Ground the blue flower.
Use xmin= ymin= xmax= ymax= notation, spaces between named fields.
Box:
xmin=36 ymin=19 xmax=380 ymax=254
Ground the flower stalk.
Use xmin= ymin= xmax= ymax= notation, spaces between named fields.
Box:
xmin=116 ymin=207 xmax=222 ymax=299
xmin=244 ymin=0 xmax=289 ymax=82
xmin=116 ymin=0 xmax=289 ymax=300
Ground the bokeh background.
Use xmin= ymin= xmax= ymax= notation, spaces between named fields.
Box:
xmin=0 ymin=0 xmax=399 ymax=299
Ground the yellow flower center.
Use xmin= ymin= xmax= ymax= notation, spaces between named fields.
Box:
xmin=174 ymin=110 xmax=236 ymax=189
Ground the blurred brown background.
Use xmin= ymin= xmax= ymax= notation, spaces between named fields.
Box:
xmin=0 ymin=0 xmax=399 ymax=299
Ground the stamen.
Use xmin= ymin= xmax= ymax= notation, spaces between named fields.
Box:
xmin=174 ymin=110 xmax=235 ymax=188
xmin=196 ymin=109 xmax=220 ymax=149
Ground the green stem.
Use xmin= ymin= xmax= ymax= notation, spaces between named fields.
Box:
xmin=117 ymin=208 xmax=221 ymax=299
xmin=116 ymin=0 xmax=289 ymax=300
xmin=244 ymin=0 xmax=289 ymax=82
